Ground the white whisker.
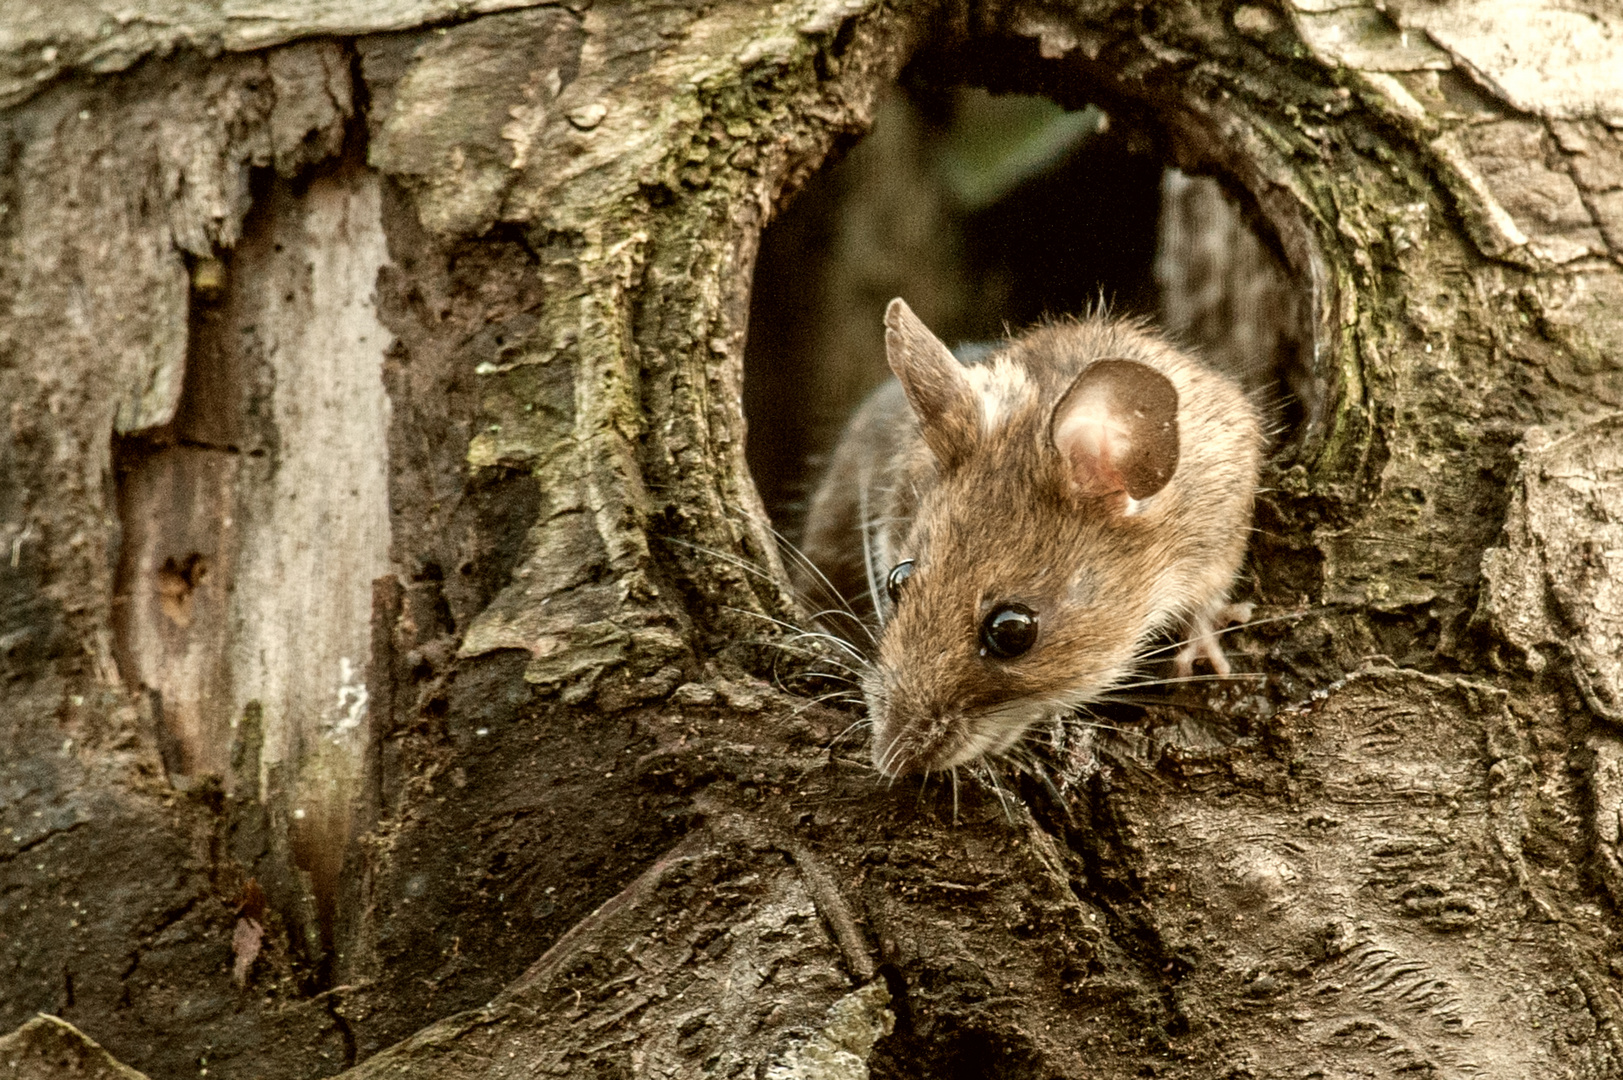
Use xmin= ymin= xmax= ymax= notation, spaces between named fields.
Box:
xmin=973 ymin=761 xmax=1019 ymax=822
xmin=663 ymin=533 xmax=877 ymax=650
xmin=1135 ymin=608 xmax=1323 ymax=662
xmin=763 ymin=522 xmax=872 ymax=631
xmin=789 ymin=689 xmax=864 ymax=717
xmin=826 ymin=717 xmax=874 ymax=751
xmin=857 ymin=474 xmax=886 ymax=629
xmin=732 ymin=634 xmax=864 ymax=676
xmin=1111 ymin=672 xmax=1267 ymax=690
xmin=720 ymin=606 xmax=871 ymax=667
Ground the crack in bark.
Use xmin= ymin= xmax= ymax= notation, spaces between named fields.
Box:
xmin=0 ymin=819 xmax=88 ymax=861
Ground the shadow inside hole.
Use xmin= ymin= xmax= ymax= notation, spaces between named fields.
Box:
xmin=743 ymin=82 xmax=1311 ymax=546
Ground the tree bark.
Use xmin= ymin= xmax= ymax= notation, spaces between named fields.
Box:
xmin=1 ymin=0 xmax=1622 ymax=1077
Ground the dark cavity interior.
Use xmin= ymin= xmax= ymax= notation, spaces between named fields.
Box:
xmin=744 ymin=79 xmax=1312 ymax=545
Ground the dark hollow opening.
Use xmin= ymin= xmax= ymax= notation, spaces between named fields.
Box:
xmin=743 ymin=74 xmax=1311 ymax=547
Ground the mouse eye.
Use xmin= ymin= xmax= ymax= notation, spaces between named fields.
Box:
xmin=885 ymin=560 xmax=915 ymax=604
xmin=980 ymin=604 xmax=1038 ymax=659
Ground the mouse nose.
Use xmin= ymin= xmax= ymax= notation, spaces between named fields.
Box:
xmin=870 ymin=720 xmax=931 ymax=777
xmin=866 ymin=634 xmax=982 ymax=775
xmin=869 ymin=697 xmax=968 ymax=777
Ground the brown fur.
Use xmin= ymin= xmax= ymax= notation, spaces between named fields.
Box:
xmin=798 ymin=299 xmax=1262 ymax=776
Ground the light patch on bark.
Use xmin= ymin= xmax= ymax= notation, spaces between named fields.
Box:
xmin=369 ymin=8 xmax=583 ymax=236
xmin=0 ymin=0 xmax=557 ymax=110
xmin=223 ymin=169 xmax=394 ymax=802
xmin=1285 ymin=0 xmax=1623 ymax=121
xmin=115 ymin=168 xmax=393 ymax=850
xmin=764 ymin=980 xmax=895 ymax=1080
xmin=1459 ymin=119 xmax=1611 ymax=265
xmin=0 ymin=1014 xmax=151 ymax=1080
xmin=111 ymin=255 xmax=190 ymax=435
xmin=1479 ymin=414 xmax=1623 ymax=720
xmin=1393 ymin=2 xmax=1623 ymax=122
xmin=1591 ymin=738 xmax=1623 ymax=909
xmin=1291 ymin=6 xmax=1454 ymax=73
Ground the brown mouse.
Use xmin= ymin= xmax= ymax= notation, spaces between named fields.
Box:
xmin=799 ymin=298 xmax=1262 ymax=777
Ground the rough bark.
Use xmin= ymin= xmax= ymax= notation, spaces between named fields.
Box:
xmin=1 ymin=0 xmax=1621 ymax=1077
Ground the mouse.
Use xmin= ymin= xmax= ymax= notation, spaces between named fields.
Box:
xmin=798 ymin=298 xmax=1262 ymax=777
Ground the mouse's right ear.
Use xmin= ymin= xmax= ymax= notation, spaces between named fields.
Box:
xmin=1051 ymin=359 xmax=1180 ymax=508
xmin=885 ymin=298 xmax=979 ymax=469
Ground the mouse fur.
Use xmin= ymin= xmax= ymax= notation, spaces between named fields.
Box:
xmin=798 ymin=298 xmax=1262 ymax=776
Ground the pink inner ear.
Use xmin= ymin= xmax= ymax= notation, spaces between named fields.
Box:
xmin=1053 ymin=399 xmax=1130 ymax=497
xmin=1051 ymin=359 xmax=1180 ymax=502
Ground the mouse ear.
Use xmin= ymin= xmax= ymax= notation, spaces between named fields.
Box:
xmin=885 ymin=298 xmax=979 ymax=469
xmin=1050 ymin=359 xmax=1180 ymax=503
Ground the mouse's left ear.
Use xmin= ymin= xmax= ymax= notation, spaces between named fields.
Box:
xmin=885 ymin=298 xmax=980 ymax=470
xmin=1050 ymin=359 xmax=1180 ymax=505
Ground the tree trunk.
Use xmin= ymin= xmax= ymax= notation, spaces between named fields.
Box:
xmin=2 ymin=0 xmax=1622 ymax=1077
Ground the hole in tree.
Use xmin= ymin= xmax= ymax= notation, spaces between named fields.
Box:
xmin=743 ymin=77 xmax=1314 ymax=551
xmin=156 ymin=553 xmax=209 ymax=628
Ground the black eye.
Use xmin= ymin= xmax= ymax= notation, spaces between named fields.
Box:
xmin=980 ymin=604 xmax=1038 ymax=659
xmin=885 ymin=560 xmax=915 ymax=604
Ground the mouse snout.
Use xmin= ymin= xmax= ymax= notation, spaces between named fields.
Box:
xmin=868 ymin=700 xmax=968 ymax=777
xmin=864 ymin=666 xmax=980 ymax=777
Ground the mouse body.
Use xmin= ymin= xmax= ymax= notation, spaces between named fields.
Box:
xmin=799 ymin=298 xmax=1262 ymax=777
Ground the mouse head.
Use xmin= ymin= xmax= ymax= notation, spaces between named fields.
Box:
xmin=865 ymin=299 xmax=1182 ymax=777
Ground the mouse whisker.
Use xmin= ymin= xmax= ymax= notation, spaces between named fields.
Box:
xmin=825 ymin=716 xmax=874 ymax=753
xmin=747 ymin=646 xmax=864 ymax=700
xmin=1043 ymin=712 xmax=1141 ymax=737
xmin=875 ymin=726 xmax=908 ymax=781
xmin=856 ymin=475 xmax=892 ymax=630
xmin=999 ymin=747 xmax=1071 ymax=813
xmin=914 ymin=771 xmax=936 ymax=809
xmin=720 ymin=606 xmax=871 ymax=667
xmin=996 ymin=746 xmax=1038 ymax=779
xmin=885 ymin=736 xmax=923 ymax=781
xmin=787 ymin=690 xmax=864 ymax=719
xmin=663 ymin=535 xmax=789 ymax=593
xmin=772 ymin=651 xmax=865 ymax=683
xmin=1112 ymin=672 xmax=1268 ymax=690
xmin=760 ymin=524 xmax=877 ymax=641
xmin=1087 ymin=694 xmax=1181 ymax=708
xmin=664 ymin=533 xmax=879 ymax=649
xmin=972 ymin=761 xmax=1019 ymax=822
xmin=1134 ymin=607 xmax=1323 ymax=662
xmin=730 ymin=633 xmax=864 ymax=674
xmin=1030 ymin=758 xmax=1072 ymax=818
xmin=791 ymin=672 xmax=863 ymax=690
xmin=798 ymin=612 xmax=878 ymax=652
xmin=883 ymin=738 xmax=913 ymax=781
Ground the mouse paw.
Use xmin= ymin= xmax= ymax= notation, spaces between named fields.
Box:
xmin=1173 ymin=602 xmax=1254 ymax=678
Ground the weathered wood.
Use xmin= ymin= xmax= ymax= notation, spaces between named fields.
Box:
xmin=2 ymin=0 xmax=1622 ymax=1075
xmin=114 ymin=160 xmax=394 ymax=949
xmin=0 ymin=1015 xmax=151 ymax=1080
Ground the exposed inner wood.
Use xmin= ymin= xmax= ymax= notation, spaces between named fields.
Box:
xmin=112 ymin=162 xmax=393 ymax=920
